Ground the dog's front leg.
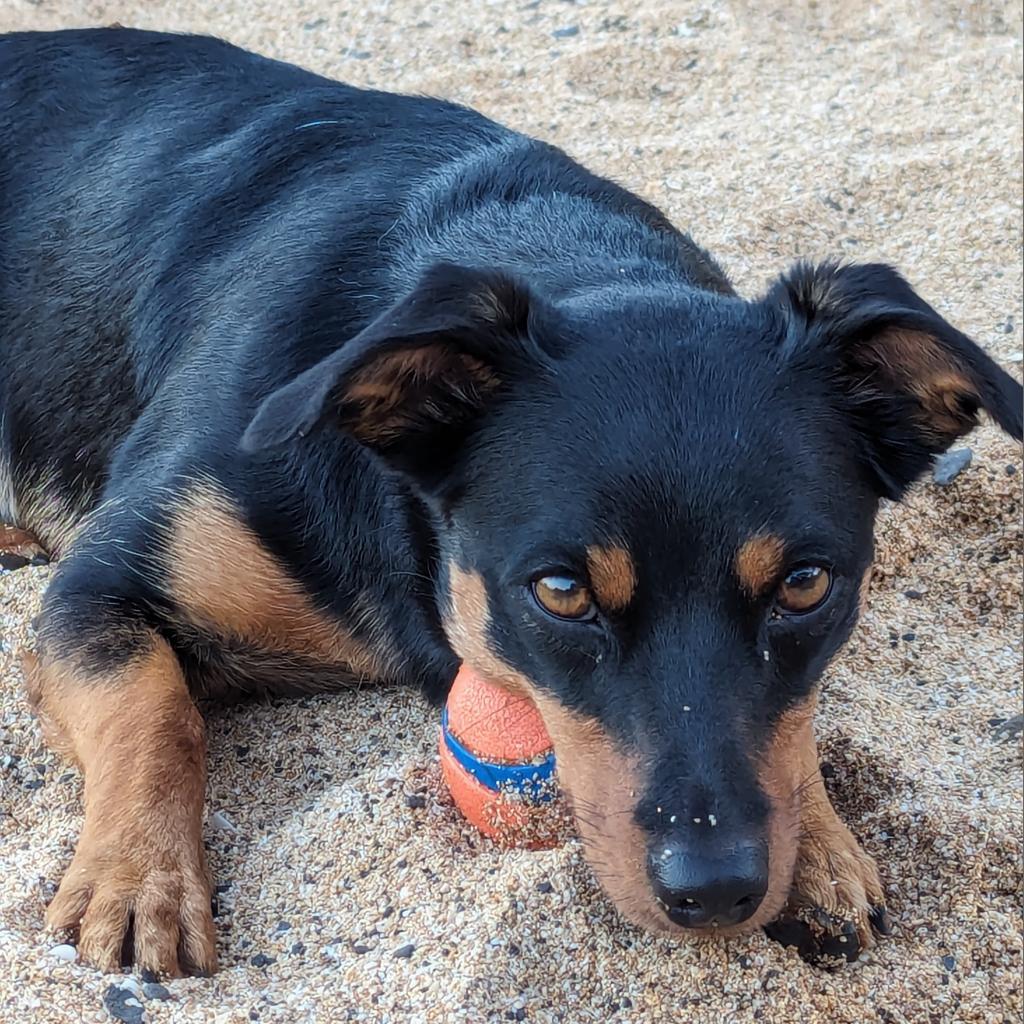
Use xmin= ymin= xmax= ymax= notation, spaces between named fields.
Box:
xmin=25 ymin=638 xmax=216 ymax=976
xmin=764 ymin=701 xmax=891 ymax=966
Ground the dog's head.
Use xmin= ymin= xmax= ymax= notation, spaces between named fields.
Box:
xmin=243 ymin=259 xmax=1022 ymax=935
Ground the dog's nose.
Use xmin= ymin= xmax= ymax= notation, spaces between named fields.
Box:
xmin=648 ymin=840 xmax=768 ymax=928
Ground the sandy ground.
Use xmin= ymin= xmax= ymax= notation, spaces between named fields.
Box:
xmin=1 ymin=1 xmax=1022 ymax=1022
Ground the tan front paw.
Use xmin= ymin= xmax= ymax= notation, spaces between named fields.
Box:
xmin=46 ymin=828 xmax=216 ymax=977
xmin=764 ymin=820 xmax=890 ymax=967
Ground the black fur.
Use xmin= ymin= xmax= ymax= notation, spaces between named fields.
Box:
xmin=2 ymin=27 xmax=1021 ymax=963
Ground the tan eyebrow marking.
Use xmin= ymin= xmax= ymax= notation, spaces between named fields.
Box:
xmin=735 ymin=533 xmax=786 ymax=597
xmin=586 ymin=544 xmax=638 ymax=612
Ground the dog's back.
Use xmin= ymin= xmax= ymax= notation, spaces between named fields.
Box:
xmin=0 ymin=28 xmax=728 ymax=549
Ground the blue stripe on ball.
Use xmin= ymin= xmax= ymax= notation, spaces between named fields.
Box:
xmin=441 ymin=708 xmax=556 ymax=802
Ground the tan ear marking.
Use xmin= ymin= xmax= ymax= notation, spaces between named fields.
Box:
xmin=861 ymin=329 xmax=979 ymax=439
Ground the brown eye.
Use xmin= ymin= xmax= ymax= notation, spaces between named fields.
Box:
xmin=775 ymin=565 xmax=832 ymax=614
xmin=531 ymin=575 xmax=597 ymax=621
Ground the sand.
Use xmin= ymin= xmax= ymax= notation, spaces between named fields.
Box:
xmin=1 ymin=1 xmax=1022 ymax=1022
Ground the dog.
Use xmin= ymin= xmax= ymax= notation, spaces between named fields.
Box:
xmin=1 ymin=27 xmax=1020 ymax=977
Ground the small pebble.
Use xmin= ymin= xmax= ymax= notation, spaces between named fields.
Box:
xmin=249 ymin=953 xmax=276 ymax=968
xmin=933 ymin=447 xmax=972 ymax=485
xmin=102 ymin=985 xmax=145 ymax=1024
xmin=210 ymin=810 xmax=236 ymax=831
xmin=141 ymin=983 xmax=171 ymax=1001
xmin=552 ymin=25 xmax=580 ymax=38
xmin=941 ymin=954 xmax=956 ymax=971
xmin=535 ymin=881 xmax=554 ymax=894
xmin=993 ymin=715 xmax=1023 ymax=741
xmin=392 ymin=943 xmax=416 ymax=959
xmin=119 ymin=979 xmax=144 ymax=999
xmin=47 ymin=943 xmax=77 ymax=962
xmin=403 ymin=793 xmax=426 ymax=809
xmin=904 ymin=589 xmax=924 ymax=600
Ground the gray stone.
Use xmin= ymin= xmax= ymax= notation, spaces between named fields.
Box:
xmin=933 ymin=447 xmax=972 ymax=485
xmin=102 ymin=985 xmax=145 ymax=1024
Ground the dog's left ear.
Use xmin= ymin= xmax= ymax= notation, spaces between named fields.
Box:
xmin=241 ymin=262 xmax=557 ymax=489
xmin=769 ymin=261 xmax=1023 ymax=499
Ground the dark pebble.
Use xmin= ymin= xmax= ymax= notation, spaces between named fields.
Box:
xmin=392 ymin=943 xmax=416 ymax=959
xmin=1001 ymin=321 xmax=1015 ymax=333
xmin=249 ymin=1011 xmax=260 ymax=1021
xmin=902 ymin=632 xmax=916 ymax=642
xmin=23 ymin=779 xmax=44 ymax=790
xmin=290 ymin=941 xmax=306 ymax=955
xmin=535 ymin=881 xmax=554 ymax=894
xmin=738 ymin=955 xmax=753 ymax=968
xmin=904 ymin=589 xmax=924 ymax=600
xmin=142 ymin=982 xmax=171 ymax=1001
xmin=993 ymin=715 xmax=1024 ymax=741
xmin=235 ymin=745 xmax=250 ymax=757
xmin=395 ymin=858 xmax=408 ymax=870
xmin=820 ymin=762 xmax=836 ymax=779
xmin=102 ymin=985 xmax=145 ymax=1024
xmin=942 ymin=954 xmax=956 ymax=971
xmin=138 ymin=970 xmax=159 ymax=984
xmin=552 ymin=25 xmax=580 ymax=38
xmin=404 ymin=793 xmax=427 ymax=809
xmin=249 ymin=953 xmax=276 ymax=968
xmin=933 ymin=448 xmax=972 ymax=486
xmin=1007 ymin=464 xmax=1018 ymax=476
xmin=352 ymin=944 xmax=372 ymax=954
xmin=274 ymin=920 xmax=291 ymax=933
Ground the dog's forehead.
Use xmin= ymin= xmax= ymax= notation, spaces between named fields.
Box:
xmin=474 ymin=331 xmax=860 ymax=582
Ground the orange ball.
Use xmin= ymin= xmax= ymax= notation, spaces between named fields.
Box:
xmin=439 ymin=664 xmax=561 ymax=847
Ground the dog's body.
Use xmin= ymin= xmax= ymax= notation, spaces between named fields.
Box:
xmin=1 ymin=28 xmax=1020 ymax=977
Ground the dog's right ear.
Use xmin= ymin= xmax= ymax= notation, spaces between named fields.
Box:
xmin=241 ymin=263 xmax=557 ymax=490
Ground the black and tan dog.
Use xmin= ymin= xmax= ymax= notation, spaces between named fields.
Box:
xmin=1 ymin=28 xmax=1020 ymax=977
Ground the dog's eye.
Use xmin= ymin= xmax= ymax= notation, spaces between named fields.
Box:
xmin=531 ymin=576 xmax=597 ymax=621
xmin=775 ymin=565 xmax=832 ymax=614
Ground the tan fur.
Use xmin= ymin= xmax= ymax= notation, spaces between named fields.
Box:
xmin=444 ymin=563 xmax=802 ymax=937
xmin=24 ymin=643 xmax=216 ymax=976
xmin=861 ymin=328 xmax=979 ymax=440
xmin=762 ymin=692 xmax=885 ymax=949
xmin=735 ymin=533 xmax=785 ymax=597
xmin=169 ymin=481 xmax=389 ymax=680
xmin=858 ymin=565 xmax=873 ymax=615
xmin=344 ymin=348 xmax=500 ymax=445
xmin=0 ymin=525 xmax=47 ymax=563
xmin=585 ymin=544 xmax=637 ymax=613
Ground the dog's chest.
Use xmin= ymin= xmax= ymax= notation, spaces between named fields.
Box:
xmin=163 ymin=482 xmax=390 ymax=695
